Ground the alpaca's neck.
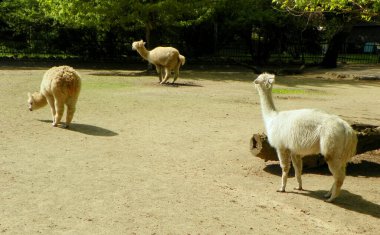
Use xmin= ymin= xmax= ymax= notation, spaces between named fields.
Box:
xmin=34 ymin=93 xmax=47 ymax=109
xmin=136 ymin=46 xmax=150 ymax=61
xmin=257 ymin=88 xmax=277 ymax=118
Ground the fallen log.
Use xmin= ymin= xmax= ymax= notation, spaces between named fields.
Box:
xmin=250 ymin=124 xmax=380 ymax=168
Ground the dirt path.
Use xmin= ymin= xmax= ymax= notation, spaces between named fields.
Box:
xmin=1 ymin=65 xmax=379 ymax=234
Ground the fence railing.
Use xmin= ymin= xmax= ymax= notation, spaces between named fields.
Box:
xmin=215 ymin=42 xmax=380 ymax=64
xmin=0 ymin=39 xmax=379 ymax=64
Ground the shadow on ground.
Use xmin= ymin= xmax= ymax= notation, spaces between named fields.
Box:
xmin=68 ymin=123 xmax=118 ymax=136
xmin=288 ymin=189 xmax=380 ymax=218
xmin=89 ymin=67 xmax=380 ymax=88
xmin=89 ymin=70 xmax=203 ymax=87
xmin=263 ymin=156 xmax=380 ymax=217
xmin=89 ymin=70 xmax=154 ymax=77
xmin=159 ymin=82 xmax=203 ymax=87
xmin=263 ymin=159 xmax=380 ymax=178
xmin=38 ymin=120 xmax=118 ymax=136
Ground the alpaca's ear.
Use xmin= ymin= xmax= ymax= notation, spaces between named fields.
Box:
xmin=27 ymin=92 xmax=31 ymax=98
xmin=267 ymin=74 xmax=275 ymax=84
xmin=268 ymin=77 xmax=275 ymax=84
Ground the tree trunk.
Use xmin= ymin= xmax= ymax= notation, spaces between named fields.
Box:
xmin=321 ymin=30 xmax=350 ymax=68
xmin=145 ymin=23 xmax=153 ymax=70
xmin=250 ymin=124 xmax=380 ymax=168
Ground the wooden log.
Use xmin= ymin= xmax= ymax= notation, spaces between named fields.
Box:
xmin=250 ymin=133 xmax=277 ymax=161
xmin=351 ymin=124 xmax=380 ymax=154
xmin=250 ymin=124 xmax=380 ymax=168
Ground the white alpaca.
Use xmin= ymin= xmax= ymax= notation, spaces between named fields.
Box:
xmin=253 ymin=73 xmax=357 ymax=202
xmin=132 ymin=40 xmax=185 ymax=84
xmin=27 ymin=66 xmax=81 ymax=128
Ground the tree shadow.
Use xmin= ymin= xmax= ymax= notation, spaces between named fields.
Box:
xmin=87 ymin=65 xmax=380 ymax=88
xmin=38 ymin=120 xmax=118 ymax=136
xmin=160 ymin=82 xmax=203 ymax=87
xmin=288 ymin=189 xmax=380 ymax=218
xmin=89 ymin=70 xmax=154 ymax=77
xmin=263 ymin=160 xmax=380 ymax=178
xmin=89 ymin=70 xmax=203 ymax=87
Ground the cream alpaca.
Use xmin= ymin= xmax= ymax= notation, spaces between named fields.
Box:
xmin=132 ymin=40 xmax=185 ymax=84
xmin=253 ymin=73 xmax=357 ymax=202
xmin=27 ymin=66 xmax=81 ymax=128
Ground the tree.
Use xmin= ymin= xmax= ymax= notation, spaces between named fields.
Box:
xmin=0 ymin=0 xmax=58 ymax=54
xmin=215 ymin=0 xmax=278 ymax=63
xmin=37 ymin=0 xmax=215 ymax=50
xmin=211 ymin=0 xmax=313 ymax=65
xmin=273 ymin=0 xmax=380 ymax=20
xmin=273 ymin=0 xmax=380 ymax=67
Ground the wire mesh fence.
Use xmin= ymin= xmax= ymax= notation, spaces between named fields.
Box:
xmin=0 ymin=39 xmax=379 ymax=64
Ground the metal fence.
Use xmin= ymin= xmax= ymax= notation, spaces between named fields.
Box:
xmin=0 ymin=39 xmax=379 ymax=64
xmin=215 ymin=41 xmax=380 ymax=64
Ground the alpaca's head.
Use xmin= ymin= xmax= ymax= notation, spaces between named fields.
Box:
xmin=132 ymin=40 xmax=145 ymax=51
xmin=253 ymin=73 xmax=275 ymax=90
xmin=27 ymin=92 xmax=46 ymax=111
xmin=27 ymin=92 xmax=37 ymax=111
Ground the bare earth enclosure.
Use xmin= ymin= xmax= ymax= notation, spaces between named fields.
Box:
xmin=1 ymin=64 xmax=379 ymax=234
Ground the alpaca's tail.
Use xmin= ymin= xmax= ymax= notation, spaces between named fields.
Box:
xmin=342 ymin=126 xmax=358 ymax=164
xmin=179 ymin=55 xmax=186 ymax=66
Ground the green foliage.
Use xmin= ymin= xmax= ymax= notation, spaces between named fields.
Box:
xmin=0 ymin=0 xmax=377 ymax=63
xmin=0 ymin=0 xmax=48 ymax=34
xmin=37 ymin=0 xmax=115 ymax=29
xmin=36 ymin=0 xmax=216 ymax=31
xmin=273 ymin=0 xmax=380 ymax=21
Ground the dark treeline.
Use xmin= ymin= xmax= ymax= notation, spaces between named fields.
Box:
xmin=0 ymin=0 xmax=379 ymax=67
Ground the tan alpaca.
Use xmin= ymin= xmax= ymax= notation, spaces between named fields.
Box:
xmin=132 ymin=40 xmax=186 ymax=84
xmin=27 ymin=66 xmax=81 ymax=128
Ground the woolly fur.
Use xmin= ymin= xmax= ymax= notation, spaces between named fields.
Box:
xmin=27 ymin=66 xmax=81 ymax=128
xmin=254 ymin=73 xmax=357 ymax=202
xmin=132 ymin=40 xmax=185 ymax=84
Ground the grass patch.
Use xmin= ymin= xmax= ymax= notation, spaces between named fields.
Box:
xmin=272 ymin=88 xmax=323 ymax=95
xmin=0 ymin=52 xmax=79 ymax=59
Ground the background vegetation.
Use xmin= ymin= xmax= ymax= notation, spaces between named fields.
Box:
xmin=0 ymin=0 xmax=379 ymax=67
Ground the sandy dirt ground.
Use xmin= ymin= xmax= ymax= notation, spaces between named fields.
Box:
xmin=1 ymin=64 xmax=379 ymax=234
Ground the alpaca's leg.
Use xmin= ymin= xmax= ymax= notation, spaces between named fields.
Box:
xmin=291 ymin=154 xmax=303 ymax=190
xmin=324 ymin=157 xmax=336 ymax=199
xmin=161 ymin=69 xmax=166 ymax=82
xmin=65 ymin=101 xmax=76 ymax=128
xmin=45 ymin=95 xmax=56 ymax=123
xmin=172 ymin=63 xmax=180 ymax=84
xmin=325 ymin=159 xmax=346 ymax=202
xmin=277 ymin=149 xmax=291 ymax=192
xmin=53 ymin=100 xmax=65 ymax=127
xmin=156 ymin=66 xmax=162 ymax=83
xmin=160 ymin=67 xmax=171 ymax=84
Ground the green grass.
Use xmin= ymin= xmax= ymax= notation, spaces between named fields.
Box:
xmin=0 ymin=52 xmax=79 ymax=59
xmin=272 ymin=88 xmax=323 ymax=95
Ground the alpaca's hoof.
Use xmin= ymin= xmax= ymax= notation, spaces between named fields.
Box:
xmin=294 ymin=187 xmax=303 ymax=191
xmin=324 ymin=197 xmax=335 ymax=203
xmin=276 ymin=189 xmax=286 ymax=193
xmin=52 ymin=123 xmax=58 ymax=127
xmin=324 ymin=192 xmax=332 ymax=198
